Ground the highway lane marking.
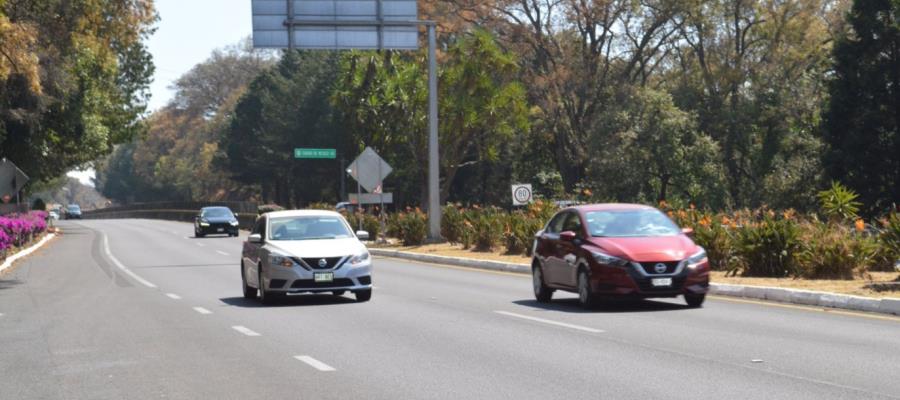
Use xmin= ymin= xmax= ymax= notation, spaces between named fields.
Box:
xmin=494 ymin=311 xmax=604 ymax=333
xmin=165 ymin=293 xmax=181 ymax=300
xmin=294 ymin=356 xmax=336 ymax=372
xmin=216 ymin=250 xmax=229 ymax=256
xmin=192 ymin=307 xmax=212 ymax=315
xmin=103 ymin=235 xmax=157 ymax=288
xmin=709 ymin=295 xmax=900 ymax=323
xmin=378 ymin=256 xmax=900 ymax=323
xmin=232 ymin=326 xmax=261 ymax=336
xmin=196 ymin=243 xmax=205 ymax=247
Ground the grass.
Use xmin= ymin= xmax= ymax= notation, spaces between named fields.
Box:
xmin=370 ymin=242 xmax=900 ymax=298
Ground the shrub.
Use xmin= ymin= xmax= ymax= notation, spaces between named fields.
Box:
xmin=502 ymin=212 xmax=531 ymax=255
xmin=467 ymin=206 xmax=504 ymax=252
xmin=391 ymin=209 xmax=427 ymax=246
xmin=441 ymin=205 xmax=466 ymax=244
xmin=732 ymin=211 xmax=801 ymax=277
xmin=817 ymin=181 xmax=861 ymax=221
xmin=31 ymin=198 xmax=46 ymax=211
xmin=692 ymin=219 xmax=734 ymax=271
xmin=874 ymin=212 xmax=900 ymax=271
xmin=797 ymin=223 xmax=877 ymax=279
xmin=342 ymin=211 xmax=381 ymax=240
xmin=307 ymin=202 xmax=333 ymax=210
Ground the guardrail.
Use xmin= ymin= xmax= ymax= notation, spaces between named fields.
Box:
xmin=82 ymin=202 xmax=260 ymax=230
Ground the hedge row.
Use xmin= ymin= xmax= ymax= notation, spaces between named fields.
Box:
xmin=0 ymin=211 xmax=49 ymax=258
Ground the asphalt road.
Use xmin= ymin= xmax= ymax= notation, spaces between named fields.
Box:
xmin=1 ymin=219 xmax=899 ymax=400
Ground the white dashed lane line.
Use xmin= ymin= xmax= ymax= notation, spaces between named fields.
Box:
xmin=294 ymin=356 xmax=336 ymax=372
xmin=192 ymin=307 xmax=212 ymax=315
xmin=232 ymin=326 xmax=261 ymax=337
xmin=103 ymin=235 xmax=157 ymax=288
xmin=196 ymin=243 xmax=205 ymax=247
xmin=166 ymin=293 xmax=182 ymax=300
xmin=216 ymin=250 xmax=229 ymax=256
xmin=494 ymin=311 xmax=604 ymax=334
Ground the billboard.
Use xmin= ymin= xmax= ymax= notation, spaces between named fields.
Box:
xmin=252 ymin=0 xmax=419 ymax=50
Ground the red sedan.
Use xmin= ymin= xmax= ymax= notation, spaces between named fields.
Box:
xmin=531 ymin=204 xmax=710 ymax=308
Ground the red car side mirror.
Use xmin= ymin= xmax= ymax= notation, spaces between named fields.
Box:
xmin=682 ymin=227 xmax=694 ymax=237
xmin=560 ymin=231 xmax=577 ymax=242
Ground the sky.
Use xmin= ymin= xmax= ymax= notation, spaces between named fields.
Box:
xmin=68 ymin=0 xmax=254 ymax=185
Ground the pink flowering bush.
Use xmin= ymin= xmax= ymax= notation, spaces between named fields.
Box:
xmin=0 ymin=211 xmax=49 ymax=257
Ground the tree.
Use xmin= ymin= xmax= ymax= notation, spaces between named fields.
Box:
xmin=0 ymin=0 xmax=156 ymax=183
xmin=587 ymin=88 xmax=727 ymax=207
xmin=221 ymin=50 xmax=346 ymax=207
xmin=823 ymin=0 xmax=900 ymax=213
xmin=332 ymin=30 xmax=529 ymax=205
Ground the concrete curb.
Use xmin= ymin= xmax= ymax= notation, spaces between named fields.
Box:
xmin=369 ymin=248 xmax=900 ymax=317
xmin=0 ymin=233 xmax=56 ymax=274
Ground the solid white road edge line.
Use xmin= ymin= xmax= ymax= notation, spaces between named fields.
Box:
xmin=0 ymin=233 xmax=56 ymax=274
xmin=494 ymin=311 xmax=605 ymax=334
xmin=216 ymin=250 xmax=229 ymax=256
xmin=232 ymin=326 xmax=261 ymax=336
xmin=103 ymin=235 xmax=157 ymax=288
xmin=294 ymin=356 xmax=336 ymax=372
xmin=192 ymin=307 xmax=212 ymax=315
xmin=166 ymin=293 xmax=181 ymax=300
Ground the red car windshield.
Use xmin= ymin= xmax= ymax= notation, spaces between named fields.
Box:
xmin=585 ymin=210 xmax=680 ymax=237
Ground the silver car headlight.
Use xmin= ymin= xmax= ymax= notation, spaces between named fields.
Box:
xmin=688 ymin=248 xmax=707 ymax=267
xmin=349 ymin=251 xmax=370 ymax=266
xmin=591 ymin=250 xmax=629 ymax=267
xmin=229 ymin=220 xmax=239 ymax=226
xmin=269 ymin=253 xmax=295 ymax=268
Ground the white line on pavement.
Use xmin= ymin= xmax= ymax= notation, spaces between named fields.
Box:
xmin=196 ymin=243 xmax=205 ymax=247
xmin=494 ymin=311 xmax=605 ymax=334
xmin=232 ymin=326 xmax=261 ymax=337
xmin=166 ymin=293 xmax=182 ymax=300
xmin=103 ymin=235 xmax=157 ymax=288
xmin=216 ymin=250 xmax=229 ymax=256
xmin=294 ymin=356 xmax=336 ymax=372
xmin=193 ymin=307 xmax=212 ymax=315
xmin=0 ymin=313 xmax=4 ymax=317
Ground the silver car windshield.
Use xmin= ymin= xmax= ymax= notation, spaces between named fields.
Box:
xmin=268 ymin=216 xmax=353 ymax=241
xmin=585 ymin=210 xmax=680 ymax=237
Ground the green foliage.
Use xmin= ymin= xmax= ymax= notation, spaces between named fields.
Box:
xmin=817 ymin=182 xmax=862 ymax=221
xmin=823 ymin=0 xmax=900 ymax=213
xmin=874 ymin=213 xmax=900 ymax=271
xmin=732 ymin=212 xmax=802 ymax=277
xmin=466 ymin=206 xmax=505 ymax=252
xmin=441 ymin=205 xmax=466 ymax=245
xmin=0 ymin=0 xmax=157 ymax=184
xmin=30 ymin=198 xmax=46 ymax=211
xmin=797 ymin=223 xmax=878 ymax=279
xmin=343 ymin=211 xmax=381 ymax=241
xmin=257 ymin=204 xmax=284 ymax=215
xmin=388 ymin=210 xmax=427 ymax=246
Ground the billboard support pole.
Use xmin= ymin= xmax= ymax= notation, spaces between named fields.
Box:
xmin=427 ymin=24 xmax=440 ymax=241
xmin=286 ymin=0 xmax=294 ymax=50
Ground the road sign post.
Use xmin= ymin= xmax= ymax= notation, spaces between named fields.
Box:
xmin=252 ymin=0 xmax=442 ymax=241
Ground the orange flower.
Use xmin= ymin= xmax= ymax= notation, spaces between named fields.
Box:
xmin=689 ymin=203 xmax=696 ymax=210
xmin=721 ymin=216 xmax=731 ymax=225
xmin=583 ymin=189 xmax=592 ymax=197
xmin=677 ymin=210 xmax=687 ymax=219
xmin=699 ymin=216 xmax=712 ymax=227
xmin=782 ymin=209 xmax=796 ymax=220
xmin=659 ymin=200 xmax=668 ymax=209
xmin=855 ymin=219 xmax=865 ymax=232
xmin=667 ymin=211 xmax=674 ymax=218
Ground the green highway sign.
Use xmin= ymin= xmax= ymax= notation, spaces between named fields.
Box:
xmin=294 ymin=148 xmax=336 ymax=159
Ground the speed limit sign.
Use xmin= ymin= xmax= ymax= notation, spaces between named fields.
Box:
xmin=511 ymin=184 xmax=533 ymax=206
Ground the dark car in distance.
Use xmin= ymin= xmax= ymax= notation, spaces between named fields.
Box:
xmin=65 ymin=204 xmax=82 ymax=219
xmin=194 ymin=206 xmax=240 ymax=237
xmin=532 ymin=204 xmax=710 ymax=309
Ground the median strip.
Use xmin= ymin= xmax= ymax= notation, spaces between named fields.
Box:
xmin=294 ymin=356 xmax=336 ymax=372
xmin=494 ymin=311 xmax=604 ymax=333
xmin=232 ymin=325 xmax=261 ymax=337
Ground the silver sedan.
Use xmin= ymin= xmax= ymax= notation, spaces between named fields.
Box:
xmin=241 ymin=210 xmax=373 ymax=304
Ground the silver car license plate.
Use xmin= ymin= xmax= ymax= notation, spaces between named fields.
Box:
xmin=314 ymin=272 xmax=334 ymax=283
xmin=651 ymin=277 xmax=672 ymax=287
xmin=217 ymin=228 xmax=224 ymax=232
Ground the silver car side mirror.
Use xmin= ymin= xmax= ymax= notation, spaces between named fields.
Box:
xmin=356 ymin=230 xmax=370 ymax=241
xmin=248 ymin=233 xmax=263 ymax=244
